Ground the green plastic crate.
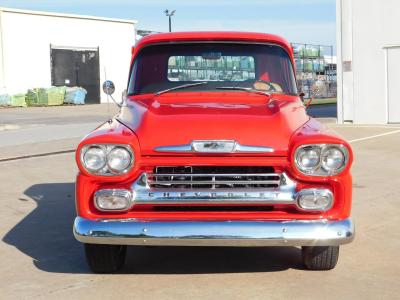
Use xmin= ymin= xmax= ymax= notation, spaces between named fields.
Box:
xmin=25 ymin=88 xmax=47 ymax=106
xmin=304 ymin=60 xmax=313 ymax=72
xmin=37 ymin=88 xmax=48 ymax=105
xmin=306 ymin=47 xmax=319 ymax=57
xmin=26 ymin=89 xmax=39 ymax=106
xmin=47 ymin=86 xmax=66 ymax=106
xmin=11 ymin=94 xmax=27 ymax=107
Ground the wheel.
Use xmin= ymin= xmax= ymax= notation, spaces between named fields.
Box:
xmin=84 ymin=243 xmax=127 ymax=273
xmin=302 ymin=246 xmax=339 ymax=270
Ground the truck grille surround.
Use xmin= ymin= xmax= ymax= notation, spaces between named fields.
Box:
xmin=149 ymin=166 xmax=280 ymax=189
xmin=131 ymin=166 xmax=297 ymax=206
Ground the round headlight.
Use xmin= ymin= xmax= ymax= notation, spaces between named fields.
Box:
xmin=294 ymin=144 xmax=349 ymax=176
xmin=295 ymin=146 xmax=320 ymax=171
xmin=83 ymin=147 xmax=106 ymax=172
xmin=107 ymin=147 xmax=133 ymax=173
xmin=321 ymin=146 xmax=346 ymax=173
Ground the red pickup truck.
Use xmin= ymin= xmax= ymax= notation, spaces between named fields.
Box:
xmin=73 ymin=32 xmax=354 ymax=273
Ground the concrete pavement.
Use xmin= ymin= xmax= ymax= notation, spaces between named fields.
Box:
xmin=0 ymin=104 xmax=118 ymax=127
xmin=0 ymin=124 xmax=399 ymax=299
xmin=0 ymin=105 xmax=118 ymax=159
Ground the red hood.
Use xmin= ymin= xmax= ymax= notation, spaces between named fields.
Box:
xmin=118 ymin=92 xmax=309 ymax=156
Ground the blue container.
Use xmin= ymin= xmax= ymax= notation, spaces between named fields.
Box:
xmin=0 ymin=94 xmax=11 ymax=105
xmin=313 ymin=60 xmax=320 ymax=71
xmin=65 ymin=87 xmax=86 ymax=105
xmin=74 ymin=89 xmax=86 ymax=104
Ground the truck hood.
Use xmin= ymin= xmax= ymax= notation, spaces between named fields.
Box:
xmin=118 ymin=92 xmax=309 ymax=156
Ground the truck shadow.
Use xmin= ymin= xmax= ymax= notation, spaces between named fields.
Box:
xmin=124 ymin=246 xmax=303 ymax=274
xmin=2 ymin=183 xmax=86 ymax=274
xmin=3 ymin=182 xmax=304 ymax=274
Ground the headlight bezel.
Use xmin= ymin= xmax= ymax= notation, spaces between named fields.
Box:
xmin=294 ymin=144 xmax=349 ymax=176
xmin=80 ymin=144 xmax=134 ymax=176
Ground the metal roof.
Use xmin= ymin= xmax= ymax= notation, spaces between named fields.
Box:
xmin=136 ymin=31 xmax=292 ymax=51
xmin=0 ymin=7 xmax=137 ymax=25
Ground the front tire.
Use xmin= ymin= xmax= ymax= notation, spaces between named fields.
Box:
xmin=84 ymin=244 xmax=127 ymax=273
xmin=302 ymin=246 xmax=339 ymax=270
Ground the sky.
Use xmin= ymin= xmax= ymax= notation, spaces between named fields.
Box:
xmin=0 ymin=0 xmax=336 ymax=52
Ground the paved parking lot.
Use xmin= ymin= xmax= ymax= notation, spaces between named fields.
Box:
xmin=1 ymin=120 xmax=400 ymax=299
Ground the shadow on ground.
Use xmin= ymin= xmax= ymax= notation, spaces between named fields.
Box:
xmin=3 ymin=182 xmax=303 ymax=274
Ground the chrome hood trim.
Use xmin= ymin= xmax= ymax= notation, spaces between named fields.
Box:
xmin=155 ymin=140 xmax=274 ymax=153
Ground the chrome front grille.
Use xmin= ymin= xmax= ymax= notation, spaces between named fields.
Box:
xmin=131 ymin=166 xmax=297 ymax=205
xmin=149 ymin=166 xmax=280 ymax=189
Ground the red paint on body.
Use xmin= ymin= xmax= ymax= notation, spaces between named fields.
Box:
xmin=75 ymin=32 xmax=352 ymax=223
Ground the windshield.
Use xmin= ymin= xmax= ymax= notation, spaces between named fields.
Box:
xmin=128 ymin=43 xmax=297 ymax=95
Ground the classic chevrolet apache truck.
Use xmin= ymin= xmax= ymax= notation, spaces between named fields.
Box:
xmin=73 ymin=32 xmax=354 ymax=273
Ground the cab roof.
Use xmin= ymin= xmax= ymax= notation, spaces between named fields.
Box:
xmin=135 ymin=31 xmax=294 ymax=59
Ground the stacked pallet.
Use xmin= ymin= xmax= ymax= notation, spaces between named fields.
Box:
xmin=0 ymin=86 xmax=87 ymax=107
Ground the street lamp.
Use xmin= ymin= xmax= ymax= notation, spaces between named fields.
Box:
xmin=164 ymin=9 xmax=176 ymax=32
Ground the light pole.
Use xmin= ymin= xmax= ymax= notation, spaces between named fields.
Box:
xmin=164 ymin=9 xmax=176 ymax=32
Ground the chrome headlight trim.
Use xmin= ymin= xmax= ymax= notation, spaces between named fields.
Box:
xmin=80 ymin=144 xmax=134 ymax=176
xmin=294 ymin=144 xmax=349 ymax=176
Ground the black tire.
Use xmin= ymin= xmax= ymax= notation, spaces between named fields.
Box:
xmin=84 ymin=244 xmax=127 ymax=273
xmin=302 ymin=246 xmax=339 ymax=270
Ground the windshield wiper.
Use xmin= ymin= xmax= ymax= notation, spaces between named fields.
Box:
xmin=156 ymin=82 xmax=208 ymax=96
xmin=216 ymin=86 xmax=271 ymax=96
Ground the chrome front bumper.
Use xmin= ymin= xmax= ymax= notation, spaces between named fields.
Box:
xmin=73 ymin=217 xmax=354 ymax=247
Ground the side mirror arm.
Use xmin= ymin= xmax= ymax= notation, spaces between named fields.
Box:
xmin=299 ymin=92 xmax=305 ymax=102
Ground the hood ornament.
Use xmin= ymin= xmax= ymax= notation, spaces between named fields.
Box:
xmin=155 ymin=140 xmax=274 ymax=153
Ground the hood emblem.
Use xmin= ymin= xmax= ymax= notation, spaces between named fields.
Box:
xmin=192 ymin=140 xmax=236 ymax=153
xmin=155 ymin=140 xmax=274 ymax=153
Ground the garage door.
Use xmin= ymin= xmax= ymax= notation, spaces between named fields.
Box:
xmin=51 ymin=47 xmax=100 ymax=104
xmin=387 ymin=47 xmax=400 ymax=123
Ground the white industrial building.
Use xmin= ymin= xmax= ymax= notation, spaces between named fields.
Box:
xmin=0 ymin=7 xmax=137 ymax=103
xmin=337 ymin=0 xmax=400 ymax=124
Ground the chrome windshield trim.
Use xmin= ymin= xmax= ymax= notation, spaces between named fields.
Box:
xmin=74 ymin=217 xmax=355 ymax=247
xmin=155 ymin=140 xmax=274 ymax=153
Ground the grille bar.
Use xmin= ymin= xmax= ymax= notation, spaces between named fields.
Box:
xmin=147 ymin=180 xmax=281 ymax=185
xmin=148 ymin=167 xmax=281 ymax=189
xmin=149 ymin=173 xmax=280 ymax=177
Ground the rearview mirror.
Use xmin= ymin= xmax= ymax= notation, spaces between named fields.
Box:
xmin=202 ymin=52 xmax=222 ymax=60
xmin=102 ymin=80 xmax=115 ymax=95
